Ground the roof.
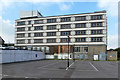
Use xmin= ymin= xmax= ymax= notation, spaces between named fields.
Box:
xmin=16 ymin=10 xmax=106 ymax=21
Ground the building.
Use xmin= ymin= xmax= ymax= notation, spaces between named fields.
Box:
xmin=0 ymin=36 xmax=5 ymax=46
xmin=107 ymin=50 xmax=117 ymax=60
xmin=15 ymin=10 xmax=107 ymax=60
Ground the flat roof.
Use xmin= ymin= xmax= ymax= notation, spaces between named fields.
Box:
xmin=16 ymin=10 xmax=106 ymax=21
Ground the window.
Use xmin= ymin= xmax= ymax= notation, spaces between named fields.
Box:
xmin=34 ymin=26 xmax=43 ymax=30
xmin=61 ymin=38 xmax=70 ymax=43
xmin=75 ymin=38 xmax=86 ymax=42
xmin=84 ymin=47 xmax=88 ymax=52
xmin=47 ymin=39 xmax=56 ymax=43
xmin=75 ymin=30 xmax=86 ymax=35
xmin=74 ymin=47 xmax=80 ymax=52
xmin=61 ymin=17 xmax=71 ymax=22
xmin=75 ymin=16 xmax=86 ymax=21
xmin=47 ymin=32 xmax=56 ymax=36
xmin=17 ymin=27 xmax=25 ymax=32
xmin=75 ymin=23 xmax=86 ymax=28
xmin=34 ymin=39 xmax=43 ymax=43
xmin=91 ymin=30 xmax=103 ymax=34
xmin=28 ymin=27 xmax=31 ymax=31
xmin=28 ymin=33 xmax=31 ymax=37
xmin=17 ymin=21 xmax=25 ymax=26
xmin=34 ymin=20 xmax=43 ymax=24
xmin=91 ymin=22 xmax=103 ymax=27
xmin=61 ymin=31 xmax=70 ymax=36
xmin=91 ymin=15 xmax=102 ymax=20
xmin=91 ymin=37 xmax=103 ymax=42
xmin=34 ymin=33 xmax=43 ymax=37
xmin=47 ymin=25 xmax=56 ymax=30
xmin=47 ymin=18 xmax=56 ymax=23
xmin=61 ymin=24 xmax=71 ymax=29
xmin=28 ymin=21 xmax=31 ymax=25
xmin=28 ymin=39 xmax=31 ymax=43
xmin=17 ymin=40 xmax=25 ymax=44
xmin=17 ymin=33 xmax=25 ymax=38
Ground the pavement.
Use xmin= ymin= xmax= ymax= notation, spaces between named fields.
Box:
xmin=1 ymin=60 xmax=119 ymax=78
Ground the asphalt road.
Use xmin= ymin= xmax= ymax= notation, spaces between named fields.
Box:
xmin=1 ymin=60 xmax=119 ymax=78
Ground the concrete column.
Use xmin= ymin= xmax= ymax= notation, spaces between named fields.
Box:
xmin=43 ymin=32 xmax=47 ymax=37
xmin=57 ymin=18 xmax=60 ymax=23
xmin=56 ymin=38 xmax=60 ymax=43
xmin=71 ymin=24 xmax=75 ymax=29
xmin=43 ymin=39 xmax=47 ymax=43
xmin=43 ymin=19 xmax=47 ymax=23
xmin=71 ymin=31 xmax=75 ymax=36
xmin=71 ymin=16 xmax=75 ymax=22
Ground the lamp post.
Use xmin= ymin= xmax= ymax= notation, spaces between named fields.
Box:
xmin=73 ymin=44 xmax=75 ymax=62
xmin=57 ymin=29 xmax=59 ymax=54
xmin=67 ymin=36 xmax=70 ymax=67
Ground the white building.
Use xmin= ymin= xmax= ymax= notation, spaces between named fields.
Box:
xmin=15 ymin=10 xmax=107 ymax=60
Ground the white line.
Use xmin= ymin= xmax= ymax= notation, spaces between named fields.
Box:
xmin=89 ymin=62 xmax=99 ymax=71
xmin=66 ymin=62 xmax=74 ymax=70
xmin=38 ymin=61 xmax=59 ymax=69
xmin=69 ymin=62 xmax=74 ymax=67
xmin=66 ymin=67 xmax=68 ymax=70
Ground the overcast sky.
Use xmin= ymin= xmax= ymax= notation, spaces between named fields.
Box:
xmin=0 ymin=0 xmax=119 ymax=49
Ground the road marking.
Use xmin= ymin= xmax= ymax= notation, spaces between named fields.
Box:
xmin=66 ymin=62 xmax=74 ymax=70
xmin=66 ymin=67 xmax=68 ymax=70
xmin=89 ymin=62 xmax=99 ymax=71
xmin=38 ymin=61 xmax=59 ymax=69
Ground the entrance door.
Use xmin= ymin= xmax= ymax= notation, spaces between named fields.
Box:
xmin=79 ymin=54 xmax=83 ymax=60
xmin=99 ymin=52 xmax=106 ymax=60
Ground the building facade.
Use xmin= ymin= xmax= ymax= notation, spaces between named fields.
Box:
xmin=15 ymin=10 xmax=107 ymax=60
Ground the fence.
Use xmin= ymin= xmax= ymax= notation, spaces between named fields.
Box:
xmin=0 ymin=50 xmax=45 ymax=63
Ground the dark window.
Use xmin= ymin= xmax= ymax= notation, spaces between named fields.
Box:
xmin=91 ymin=22 xmax=103 ymax=27
xmin=91 ymin=37 xmax=103 ymax=42
xmin=34 ymin=39 xmax=43 ymax=43
xmin=17 ymin=33 xmax=25 ymax=38
xmin=61 ymin=38 xmax=70 ymax=43
xmin=74 ymin=47 xmax=80 ymax=52
xmin=47 ymin=32 xmax=56 ymax=36
xmin=34 ymin=26 xmax=43 ymax=30
xmin=91 ymin=15 xmax=102 ymax=20
xmin=34 ymin=33 xmax=43 ymax=37
xmin=28 ymin=27 xmax=31 ymax=31
xmin=34 ymin=20 xmax=43 ymax=24
xmin=28 ymin=21 xmax=31 ymax=25
xmin=47 ymin=39 xmax=56 ymax=43
xmin=47 ymin=25 xmax=56 ymax=30
xmin=75 ymin=30 xmax=86 ymax=35
xmin=17 ymin=40 xmax=25 ymax=44
xmin=61 ymin=24 xmax=71 ymax=29
xmin=91 ymin=30 xmax=103 ymax=34
xmin=17 ymin=21 xmax=25 ymax=26
xmin=75 ymin=23 xmax=86 ymax=28
xmin=75 ymin=38 xmax=86 ymax=42
xmin=61 ymin=31 xmax=70 ymax=36
xmin=28 ymin=39 xmax=31 ymax=43
xmin=47 ymin=18 xmax=56 ymax=23
xmin=17 ymin=27 xmax=25 ymax=32
xmin=75 ymin=16 xmax=86 ymax=21
xmin=84 ymin=47 xmax=88 ymax=52
xmin=61 ymin=17 xmax=71 ymax=22
xmin=28 ymin=33 xmax=31 ymax=37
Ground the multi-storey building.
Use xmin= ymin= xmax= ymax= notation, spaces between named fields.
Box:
xmin=15 ymin=10 xmax=107 ymax=60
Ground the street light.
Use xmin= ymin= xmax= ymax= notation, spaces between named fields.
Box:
xmin=57 ymin=29 xmax=59 ymax=54
xmin=67 ymin=35 xmax=70 ymax=67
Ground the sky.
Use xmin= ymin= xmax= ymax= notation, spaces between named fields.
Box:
xmin=0 ymin=0 xmax=119 ymax=49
